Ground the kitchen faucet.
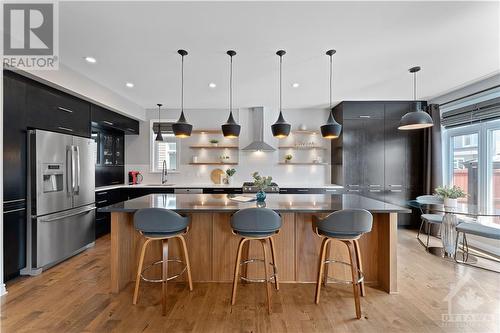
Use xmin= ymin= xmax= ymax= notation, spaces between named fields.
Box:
xmin=161 ymin=160 xmax=168 ymax=184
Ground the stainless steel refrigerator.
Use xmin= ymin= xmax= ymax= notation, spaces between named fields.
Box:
xmin=21 ymin=129 xmax=96 ymax=275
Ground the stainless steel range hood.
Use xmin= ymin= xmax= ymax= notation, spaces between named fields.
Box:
xmin=242 ymin=107 xmax=276 ymax=152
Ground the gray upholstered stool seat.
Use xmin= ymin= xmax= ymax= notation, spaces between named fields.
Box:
xmin=421 ymin=214 xmax=444 ymax=224
xmin=132 ymin=208 xmax=193 ymax=316
xmin=313 ymin=209 xmax=373 ymax=320
xmin=230 ymin=207 xmax=282 ymax=314
xmin=456 ymin=223 xmax=500 ymax=240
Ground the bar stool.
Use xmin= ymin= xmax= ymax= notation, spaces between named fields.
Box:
xmin=230 ymin=207 xmax=282 ymax=314
xmin=132 ymin=208 xmax=193 ymax=316
xmin=313 ymin=209 xmax=373 ymax=319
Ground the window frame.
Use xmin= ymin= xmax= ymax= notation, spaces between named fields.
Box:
xmin=149 ymin=118 xmax=180 ymax=173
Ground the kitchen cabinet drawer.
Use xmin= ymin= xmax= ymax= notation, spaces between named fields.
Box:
xmin=203 ymin=188 xmax=242 ymax=194
xmin=95 ymin=165 xmax=124 ymax=187
xmin=91 ymin=105 xmax=139 ymax=134
xmin=26 ymin=83 xmax=90 ymax=137
xmin=126 ymin=188 xmax=175 ymax=199
xmin=95 ymin=213 xmax=110 ymax=239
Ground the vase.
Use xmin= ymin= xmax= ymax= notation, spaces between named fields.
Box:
xmin=256 ymin=190 xmax=266 ymax=202
xmin=444 ymin=198 xmax=458 ymax=208
xmin=442 ymin=213 xmax=458 ymax=256
xmin=227 ymin=177 xmax=233 ymax=185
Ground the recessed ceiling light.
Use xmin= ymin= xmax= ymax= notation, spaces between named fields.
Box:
xmin=84 ymin=56 xmax=96 ymax=64
xmin=125 ymin=82 xmax=134 ymax=88
xmin=292 ymin=83 xmax=300 ymax=88
xmin=208 ymin=82 xmax=216 ymax=88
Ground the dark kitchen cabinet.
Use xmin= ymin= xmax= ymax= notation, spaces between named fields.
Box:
xmin=95 ymin=188 xmax=129 ymax=238
xmin=91 ymin=104 xmax=139 ymax=135
xmin=203 ymin=188 xmax=242 ymax=194
xmin=3 ymin=204 xmax=27 ymax=281
xmin=26 ymin=81 xmax=90 ymax=137
xmin=332 ymin=101 xmax=426 ymax=227
xmin=94 ymin=127 xmax=125 ymax=187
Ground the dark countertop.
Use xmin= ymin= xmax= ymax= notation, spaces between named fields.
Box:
xmin=99 ymin=193 xmax=411 ymax=214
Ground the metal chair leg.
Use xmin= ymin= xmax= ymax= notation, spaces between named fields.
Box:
xmin=426 ymin=222 xmax=431 ymax=250
xmin=454 ymin=232 xmax=460 ymax=263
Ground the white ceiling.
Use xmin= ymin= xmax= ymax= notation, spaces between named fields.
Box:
xmin=58 ymin=1 xmax=499 ymax=112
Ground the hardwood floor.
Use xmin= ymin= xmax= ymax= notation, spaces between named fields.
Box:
xmin=1 ymin=229 xmax=499 ymax=333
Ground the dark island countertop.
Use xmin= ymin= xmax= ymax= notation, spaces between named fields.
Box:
xmin=99 ymin=193 xmax=411 ymax=214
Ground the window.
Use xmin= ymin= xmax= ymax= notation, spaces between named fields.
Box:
xmin=150 ymin=121 xmax=178 ymax=172
xmin=451 ymin=133 xmax=479 ymax=203
xmin=487 ymin=129 xmax=500 ymax=211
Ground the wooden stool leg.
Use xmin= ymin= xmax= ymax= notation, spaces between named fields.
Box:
xmin=346 ymin=240 xmax=361 ymax=319
xmin=323 ymin=240 xmax=331 ymax=286
xmin=133 ymin=238 xmax=151 ymax=305
xmin=261 ymin=239 xmax=272 ymax=314
xmin=315 ymin=238 xmax=329 ymax=304
xmin=268 ymin=237 xmax=279 ymax=291
xmin=178 ymin=235 xmax=193 ymax=291
xmin=240 ymin=241 xmax=250 ymax=284
xmin=353 ymin=239 xmax=365 ymax=297
xmin=161 ymin=239 xmax=169 ymax=316
xmin=231 ymin=238 xmax=246 ymax=305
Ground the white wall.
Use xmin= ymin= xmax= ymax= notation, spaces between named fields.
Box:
xmin=125 ymin=107 xmax=332 ymax=186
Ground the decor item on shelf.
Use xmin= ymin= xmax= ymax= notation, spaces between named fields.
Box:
xmin=155 ymin=103 xmax=163 ymax=141
xmin=398 ymin=66 xmax=434 ymax=130
xmin=299 ymin=124 xmax=307 ymax=131
xmin=172 ymin=49 xmax=193 ymax=137
xmin=313 ymin=156 xmax=322 ymax=164
xmin=321 ymin=49 xmax=342 ymax=139
xmin=285 ymin=154 xmax=293 ymax=163
xmin=271 ymin=50 xmax=291 ymax=138
xmin=221 ymin=50 xmax=241 ymax=138
xmin=252 ymin=172 xmax=272 ymax=202
xmin=192 ymin=156 xmax=198 ymax=163
xmin=435 ymin=185 xmax=466 ymax=208
xmin=219 ymin=154 xmax=230 ymax=163
xmin=225 ymin=168 xmax=236 ymax=185
xmin=209 ymin=139 xmax=219 ymax=147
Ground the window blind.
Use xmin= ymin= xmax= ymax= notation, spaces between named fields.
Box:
xmin=442 ymin=97 xmax=500 ymax=128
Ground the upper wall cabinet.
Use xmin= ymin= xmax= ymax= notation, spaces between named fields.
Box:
xmin=91 ymin=104 xmax=139 ymax=135
xmin=26 ymin=81 xmax=91 ymax=138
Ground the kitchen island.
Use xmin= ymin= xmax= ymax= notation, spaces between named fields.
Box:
xmin=100 ymin=193 xmax=410 ymax=294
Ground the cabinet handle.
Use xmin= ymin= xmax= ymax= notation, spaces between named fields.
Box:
xmin=297 ymin=189 xmax=309 ymax=192
xmin=97 ymin=200 xmax=108 ymax=204
xmin=126 ymin=128 xmax=135 ymax=132
xmin=389 ymin=184 xmax=402 ymax=187
xmin=389 ymin=190 xmax=403 ymax=192
xmin=57 ymin=106 xmax=73 ymax=113
xmin=212 ymin=189 xmax=224 ymax=192
xmin=111 ymin=181 xmax=120 ymax=184
xmin=4 ymin=207 xmax=26 ymax=214
xmin=58 ymin=127 xmax=74 ymax=132
xmin=103 ymin=121 xmax=114 ymax=126
xmin=359 ymin=115 xmax=371 ymax=118
xmin=280 ymin=189 xmax=288 ymax=192
xmin=96 ymin=191 xmax=108 ymax=195
xmin=325 ymin=189 xmax=337 ymax=192
xmin=347 ymin=184 xmax=360 ymax=187
xmin=369 ymin=190 xmax=382 ymax=192
xmin=348 ymin=189 xmax=360 ymax=192
xmin=4 ymin=198 xmax=26 ymax=204
xmin=369 ymin=184 xmax=382 ymax=187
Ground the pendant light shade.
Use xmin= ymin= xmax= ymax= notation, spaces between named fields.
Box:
xmin=398 ymin=66 xmax=433 ymax=130
xmin=321 ymin=49 xmax=342 ymax=139
xmin=271 ymin=50 xmax=291 ymax=138
xmin=155 ymin=103 xmax=163 ymax=141
xmin=221 ymin=50 xmax=241 ymax=138
xmin=172 ymin=49 xmax=193 ymax=138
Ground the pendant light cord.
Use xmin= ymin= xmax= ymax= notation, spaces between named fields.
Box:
xmin=413 ymin=71 xmax=416 ymax=101
xmin=279 ymin=53 xmax=282 ymax=112
xmin=329 ymin=53 xmax=333 ymax=109
xmin=230 ymin=54 xmax=233 ymax=113
xmin=181 ymin=54 xmax=184 ymax=112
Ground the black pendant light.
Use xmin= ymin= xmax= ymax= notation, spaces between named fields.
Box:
xmin=172 ymin=49 xmax=193 ymax=137
xmin=221 ymin=50 xmax=241 ymax=138
xmin=321 ymin=49 xmax=342 ymax=139
xmin=398 ymin=66 xmax=434 ymax=130
xmin=271 ymin=50 xmax=291 ymax=138
xmin=155 ymin=103 xmax=163 ymax=141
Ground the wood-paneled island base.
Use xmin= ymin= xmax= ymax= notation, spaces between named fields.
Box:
xmin=100 ymin=193 xmax=410 ymax=295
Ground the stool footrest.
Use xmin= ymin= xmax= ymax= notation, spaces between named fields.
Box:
xmin=324 ymin=259 xmax=364 ymax=284
xmin=141 ymin=258 xmax=187 ymax=283
xmin=239 ymin=258 xmax=277 ymax=283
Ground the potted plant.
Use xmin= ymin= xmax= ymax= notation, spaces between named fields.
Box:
xmin=225 ymin=168 xmax=236 ymax=185
xmin=252 ymin=172 xmax=273 ymax=202
xmin=285 ymin=154 xmax=293 ymax=164
xmin=209 ymin=139 xmax=219 ymax=147
xmin=435 ymin=185 xmax=466 ymax=208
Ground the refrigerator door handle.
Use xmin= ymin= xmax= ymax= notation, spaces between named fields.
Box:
xmin=74 ymin=145 xmax=80 ymax=194
xmin=66 ymin=145 xmax=74 ymax=195
xmin=39 ymin=205 xmax=96 ymax=222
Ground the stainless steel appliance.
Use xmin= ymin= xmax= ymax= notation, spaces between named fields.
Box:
xmin=21 ymin=129 xmax=96 ymax=275
xmin=242 ymin=182 xmax=280 ymax=193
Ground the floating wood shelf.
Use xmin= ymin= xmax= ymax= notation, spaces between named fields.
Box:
xmin=292 ymin=130 xmax=318 ymax=135
xmin=278 ymin=162 xmax=328 ymax=165
xmin=278 ymin=146 xmax=326 ymax=150
xmin=189 ymin=162 xmax=238 ymax=165
xmin=189 ymin=145 xmax=239 ymax=149
xmin=192 ymin=129 xmax=223 ymax=134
